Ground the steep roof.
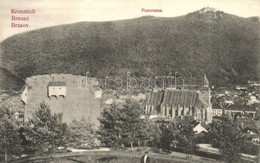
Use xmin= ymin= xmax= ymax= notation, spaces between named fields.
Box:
xmin=212 ymin=102 xmax=222 ymax=109
xmin=161 ymin=90 xmax=208 ymax=108
xmin=145 ymin=89 xmax=209 ymax=108
xmin=48 ymin=81 xmax=66 ymax=86
xmin=193 ymin=123 xmax=208 ymax=134
xmin=145 ymin=90 xmax=164 ymax=106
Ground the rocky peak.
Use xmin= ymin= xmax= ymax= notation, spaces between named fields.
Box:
xmin=199 ymin=7 xmax=219 ymax=14
xmin=197 ymin=7 xmax=224 ymax=22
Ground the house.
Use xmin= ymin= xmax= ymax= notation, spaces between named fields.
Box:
xmin=224 ymin=99 xmax=234 ymax=105
xmin=248 ymin=95 xmax=260 ymax=105
xmin=236 ymin=85 xmax=247 ymax=91
xmin=215 ymin=92 xmax=225 ymax=97
xmin=105 ymin=98 xmax=113 ymax=104
xmin=215 ymin=87 xmax=230 ymax=97
xmin=225 ymin=104 xmax=257 ymax=118
xmin=213 ymin=103 xmax=257 ymax=118
xmin=193 ymin=122 xmax=208 ymax=134
xmin=212 ymin=109 xmax=223 ymax=116
xmin=248 ymin=81 xmax=260 ymax=87
xmin=212 ymin=103 xmax=223 ymax=116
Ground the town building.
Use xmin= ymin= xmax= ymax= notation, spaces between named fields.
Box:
xmin=193 ymin=122 xmax=208 ymax=134
xmin=212 ymin=103 xmax=223 ymax=116
xmin=248 ymin=81 xmax=260 ymax=87
xmin=235 ymin=85 xmax=248 ymax=91
xmin=212 ymin=103 xmax=257 ymax=118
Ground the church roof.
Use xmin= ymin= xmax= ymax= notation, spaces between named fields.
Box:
xmin=145 ymin=89 xmax=208 ymax=108
xmin=161 ymin=90 xmax=208 ymax=108
xmin=145 ymin=90 xmax=164 ymax=106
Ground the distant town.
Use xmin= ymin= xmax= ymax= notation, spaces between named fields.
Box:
xmin=1 ymin=71 xmax=259 ymax=162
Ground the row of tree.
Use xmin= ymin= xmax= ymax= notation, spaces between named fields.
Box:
xmin=98 ymin=100 xmax=257 ymax=163
xmin=0 ymin=100 xmax=257 ymax=163
xmin=0 ymin=102 xmax=96 ymax=162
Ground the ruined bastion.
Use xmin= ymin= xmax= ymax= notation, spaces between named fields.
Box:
xmin=21 ymin=74 xmax=102 ymax=127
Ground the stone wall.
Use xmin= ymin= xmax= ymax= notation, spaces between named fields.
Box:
xmin=23 ymin=74 xmax=101 ymax=127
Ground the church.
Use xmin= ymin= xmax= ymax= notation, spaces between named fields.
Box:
xmin=144 ymin=75 xmax=212 ymax=123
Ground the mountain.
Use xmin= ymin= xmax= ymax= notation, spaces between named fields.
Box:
xmin=0 ymin=7 xmax=259 ymax=87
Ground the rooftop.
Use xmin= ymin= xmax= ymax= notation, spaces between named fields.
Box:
xmin=48 ymin=81 xmax=66 ymax=86
xmin=236 ymin=117 xmax=257 ymax=130
xmin=225 ymin=104 xmax=256 ymax=111
xmin=145 ymin=89 xmax=209 ymax=108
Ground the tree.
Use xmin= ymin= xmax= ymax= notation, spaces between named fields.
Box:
xmin=121 ymin=100 xmax=152 ymax=150
xmin=136 ymin=119 xmax=160 ymax=148
xmin=98 ymin=100 xmax=154 ymax=149
xmin=0 ymin=107 xmax=23 ymax=162
xmin=175 ymin=116 xmax=197 ymax=154
xmin=208 ymin=116 xmax=246 ymax=163
xmin=97 ymin=103 xmax=125 ymax=148
xmin=154 ymin=116 xmax=197 ymax=153
xmin=25 ymin=102 xmax=68 ymax=153
xmin=158 ymin=123 xmax=177 ymax=151
xmin=66 ymin=118 xmax=96 ymax=148
xmin=0 ymin=94 xmax=24 ymax=118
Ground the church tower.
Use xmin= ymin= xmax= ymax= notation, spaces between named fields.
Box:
xmin=198 ymin=74 xmax=212 ymax=123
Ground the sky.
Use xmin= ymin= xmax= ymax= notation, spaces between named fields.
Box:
xmin=0 ymin=0 xmax=259 ymax=41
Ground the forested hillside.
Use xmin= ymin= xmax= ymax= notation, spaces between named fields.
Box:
xmin=1 ymin=8 xmax=259 ymax=86
xmin=0 ymin=67 xmax=24 ymax=92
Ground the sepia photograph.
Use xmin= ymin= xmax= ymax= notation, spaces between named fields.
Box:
xmin=0 ymin=0 xmax=259 ymax=162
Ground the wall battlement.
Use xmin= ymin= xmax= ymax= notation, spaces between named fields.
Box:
xmin=25 ymin=74 xmax=98 ymax=88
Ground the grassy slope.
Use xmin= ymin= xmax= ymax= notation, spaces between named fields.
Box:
xmin=1 ymin=9 xmax=259 ymax=86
